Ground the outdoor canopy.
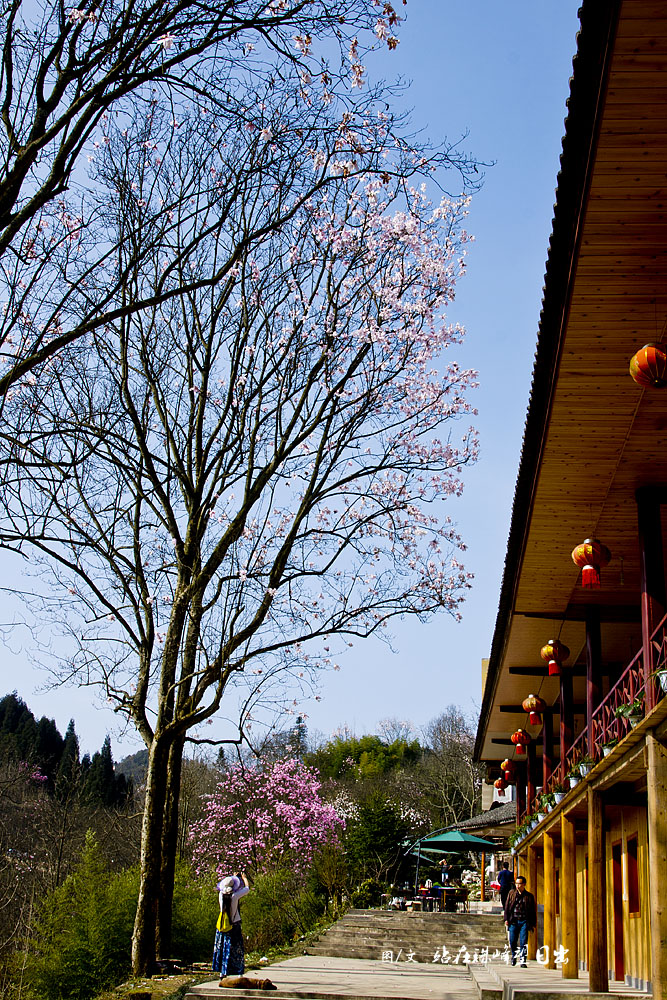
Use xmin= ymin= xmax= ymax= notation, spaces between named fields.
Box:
xmin=411 ymin=829 xmax=498 ymax=853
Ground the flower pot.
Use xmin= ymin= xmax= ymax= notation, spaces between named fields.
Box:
xmin=537 ymin=812 xmax=546 ymax=823
xmin=569 ymin=775 xmax=580 ymax=788
xmin=655 ymin=672 xmax=667 ymax=694
xmin=554 ymin=791 xmax=566 ymax=804
xmin=579 ymin=763 xmax=592 ymax=776
xmin=602 ymin=746 xmax=613 ymax=757
xmin=628 ymin=714 xmax=642 ymax=728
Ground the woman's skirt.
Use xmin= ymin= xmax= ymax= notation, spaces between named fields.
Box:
xmin=212 ymin=923 xmax=245 ymax=977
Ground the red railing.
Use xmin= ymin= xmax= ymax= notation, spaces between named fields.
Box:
xmin=521 ymin=613 xmax=667 ymax=822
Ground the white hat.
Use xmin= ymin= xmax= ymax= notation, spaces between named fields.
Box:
xmin=217 ymin=875 xmax=240 ymax=893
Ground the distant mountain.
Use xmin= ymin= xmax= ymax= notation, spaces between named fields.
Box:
xmin=116 ymin=748 xmax=148 ymax=786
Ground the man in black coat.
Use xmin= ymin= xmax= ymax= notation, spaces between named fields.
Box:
xmin=497 ymin=862 xmax=515 ymax=908
xmin=504 ymin=875 xmax=537 ymax=967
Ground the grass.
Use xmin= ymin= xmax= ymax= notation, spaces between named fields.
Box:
xmin=94 ymin=908 xmax=344 ymax=1000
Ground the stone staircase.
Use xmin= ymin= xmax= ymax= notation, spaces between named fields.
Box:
xmin=305 ymin=907 xmax=509 ymax=964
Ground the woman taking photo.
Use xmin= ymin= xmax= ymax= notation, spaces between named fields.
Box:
xmin=212 ymin=873 xmax=250 ymax=981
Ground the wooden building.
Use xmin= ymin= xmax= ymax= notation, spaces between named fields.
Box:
xmin=474 ymin=1 xmax=667 ymax=993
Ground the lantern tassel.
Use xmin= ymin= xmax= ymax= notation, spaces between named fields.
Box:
xmin=548 ymin=659 xmax=561 ymax=676
xmin=515 ymin=745 xmax=526 ymax=755
xmin=529 ymin=712 xmax=541 ymax=725
xmin=582 ymin=564 xmax=601 ymax=588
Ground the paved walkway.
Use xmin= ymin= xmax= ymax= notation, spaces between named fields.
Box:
xmin=187 ymin=955 xmax=478 ymax=999
xmin=471 ymin=960 xmax=651 ymax=998
xmin=187 ymin=954 xmax=653 ymax=1000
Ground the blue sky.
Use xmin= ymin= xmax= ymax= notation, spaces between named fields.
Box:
xmin=0 ymin=1 xmax=582 ymax=756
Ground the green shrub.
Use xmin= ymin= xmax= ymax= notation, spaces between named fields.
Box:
xmin=241 ymin=869 xmax=326 ymax=953
xmin=171 ymin=862 xmax=217 ymax=964
xmin=23 ymin=831 xmax=137 ymax=1000
xmin=349 ymin=878 xmax=385 ymax=909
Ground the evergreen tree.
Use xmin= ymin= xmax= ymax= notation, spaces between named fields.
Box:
xmin=55 ymin=719 xmax=80 ymax=800
xmin=84 ymin=736 xmax=116 ymax=807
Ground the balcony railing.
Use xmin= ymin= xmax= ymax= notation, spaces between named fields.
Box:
xmin=523 ymin=612 xmax=667 ymax=818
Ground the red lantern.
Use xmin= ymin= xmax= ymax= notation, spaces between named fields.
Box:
xmin=629 ymin=343 xmax=667 ymax=388
xmin=540 ymin=639 xmax=570 ymax=677
xmin=522 ymin=694 xmax=547 ymax=726
xmin=501 ymin=758 xmax=514 ymax=782
xmin=494 ymin=777 xmax=507 ymax=795
xmin=511 ymin=729 xmax=530 ymax=755
xmin=571 ymin=537 xmax=611 ymax=589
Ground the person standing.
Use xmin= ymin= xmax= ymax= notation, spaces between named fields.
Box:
xmin=497 ymin=861 xmax=515 ymax=909
xmin=504 ymin=875 xmax=536 ymax=967
xmin=212 ymin=873 xmax=250 ymax=981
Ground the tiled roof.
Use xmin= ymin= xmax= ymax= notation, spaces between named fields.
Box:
xmin=448 ymin=801 xmax=516 ymax=830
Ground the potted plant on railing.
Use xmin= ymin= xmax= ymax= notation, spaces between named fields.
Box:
xmin=601 ymin=736 xmax=618 ymax=757
xmin=566 ymin=762 xmax=581 ymax=788
xmin=578 ymin=754 xmax=595 ymax=777
xmin=540 ymin=791 xmax=555 ymax=813
xmin=615 ymin=697 xmax=644 ymax=728
xmin=552 ymin=780 xmax=567 ymax=804
xmin=649 ymin=667 xmax=667 ymax=695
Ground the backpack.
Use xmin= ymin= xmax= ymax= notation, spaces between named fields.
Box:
xmin=217 ymin=909 xmax=232 ymax=933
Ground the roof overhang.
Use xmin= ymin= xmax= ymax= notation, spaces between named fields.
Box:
xmin=476 ymin=0 xmax=667 ymax=762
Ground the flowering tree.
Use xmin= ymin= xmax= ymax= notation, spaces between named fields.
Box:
xmin=0 ymin=0 xmax=437 ymax=397
xmin=190 ymin=759 xmax=342 ymax=878
xmin=0 ymin=3 xmax=480 ymax=967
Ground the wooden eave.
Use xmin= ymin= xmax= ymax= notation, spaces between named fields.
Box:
xmin=476 ymin=0 xmax=667 ymax=763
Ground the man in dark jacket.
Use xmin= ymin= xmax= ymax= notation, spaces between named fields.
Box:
xmin=497 ymin=862 xmax=515 ymax=908
xmin=504 ymin=875 xmax=537 ymax=967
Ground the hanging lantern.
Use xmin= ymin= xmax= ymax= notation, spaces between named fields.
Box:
xmin=511 ymin=729 xmax=530 ymax=755
xmin=540 ymin=639 xmax=570 ymax=677
xmin=571 ymin=537 xmax=612 ymax=589
xmin=494 ymin=777 xmax=507 ymax=795
xmin=501 ymin=758 xmax=514 ymax=782
xmin=629 ymin=343 xmax=667 ymax=388
xmin=522 ymin=694 xmax=547 ymax=726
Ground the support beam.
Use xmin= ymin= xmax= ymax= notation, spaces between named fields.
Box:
xmin=636 ymin=486 xmax=666 ymax=713
xmin=586 ymin=607 xmax=603 ymax=759
xmin=509 ymin=665 xmax=586 ymax=677
xmin=646 ymin=733 xmax=667 ymax=999
xmin=527 ymin=846 xmax=538 ymax=961
xmin=543 ymin=711 xmax=554 ymax=788
xmin=527 ymin=741 xmax=537 ymax=813
xmin=560 ymin=672 xmax=574 ymax=768
xmin=480 ymin=851 xmax=486 ymax=903
xmin=516 ymin=762 xmax=526 ymax=820
xmin=543 ymin=833 xmax=556 ymax=970
xmin=587 ymin=788 xmax=608 ymax=992
xmin=560 ymin=812 xmax=578 ymax=979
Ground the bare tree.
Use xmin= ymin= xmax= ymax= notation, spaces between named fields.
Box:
xmin=419 ymin=706 xmax=484 ymax=827
xmin=0 ymin=0 xmax=429 ymax=395
xmin=0 ymin=58 xmax=478 ymax=968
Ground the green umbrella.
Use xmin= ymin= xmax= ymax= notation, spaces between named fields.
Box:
xmin=410 ymin=830 xmax=497 ymax=892
xmin=413 ymin=829 xmax=497 ymax=852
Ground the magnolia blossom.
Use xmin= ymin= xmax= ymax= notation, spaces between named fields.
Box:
xmin=190 ymin=759 xmax=343 ymax=878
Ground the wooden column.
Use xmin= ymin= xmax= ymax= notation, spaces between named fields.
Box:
xmin=560 ymin=672 xmax=574 ymax=767
xmin=527 ymin=741 xmax=537 ymax=813
xmin=560 ymin=811 xmax=578 ymax=978
xmin=543 ymin=832 xmax=556 ymax=970
xmin=516 ymin=762 xmax=526 ymax=820
xmin=636 ymin=486 xmax=666 ymax=712
xmin=587 ymin=788 xmax=608 ymax=992
xmin=543 ymin=710 xmax=554 ymax=787
xmin=647 ymin=733 xmax=667 ymax=998
xmin=586 ymin=606 xmax=602 ymax=758
xmin=480 ymin=851 xmax=486 ymax=902
xmin=527 ymin=845 xmax=538 ymax=961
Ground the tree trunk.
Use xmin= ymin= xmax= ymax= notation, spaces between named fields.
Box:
xmin=131 ymin=737 xmax=170 ymax=975
xmin=156 ymin=735 xmax=185 ymax=960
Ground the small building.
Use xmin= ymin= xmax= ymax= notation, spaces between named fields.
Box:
xmin=475 ymin=1 xmax=667 ymax=994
